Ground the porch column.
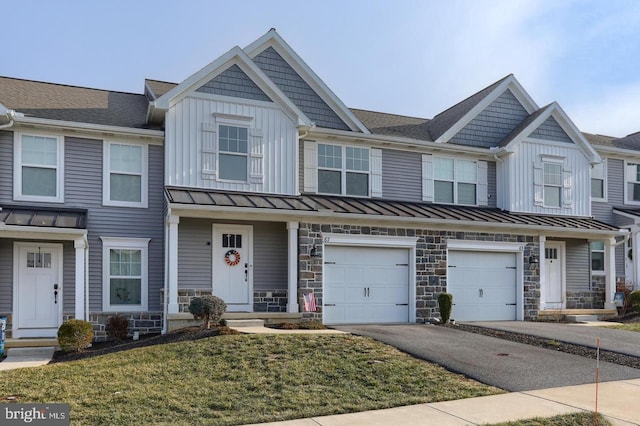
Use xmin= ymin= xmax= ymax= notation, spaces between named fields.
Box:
xmin=538 ymin=235 xmax=546 ymax=310
xmin=605 ymin=237 xmax=617 ymax=308
xmin=286 ymin=221 xmax=299 ymax=313
xmin=74 ymin=238 xmax=87 ymax=320
xmin=167 ymin=215 xmax=180 ymax=314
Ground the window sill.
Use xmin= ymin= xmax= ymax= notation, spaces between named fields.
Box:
xmin=104 ymin=305 xmax=147 ymax=312
xmin=14 ymin=195 xmax=64 ymax=204
xmin=591 ymin=271 xmax=606 ymax=277
xmin=103 ymin=200 xmax=148 ymax=209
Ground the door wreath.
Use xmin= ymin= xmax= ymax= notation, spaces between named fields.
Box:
xmin=224 ymin=249 xmax=241 ymax=266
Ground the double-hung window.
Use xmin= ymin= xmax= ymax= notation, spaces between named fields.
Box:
xmin=433 ymin=158 xmax=477 ymax=205
xmin=218 ymin=125 xmax=248 ymax=182
xmin=104 ymin=142 xmax=148 ymax=207
xmin=543 ymin=162 xmax=562 ymax=208
xmin=591 ymin=161 xmax=606 ymax=201
xmin=626 ymin=162 xmax=640 ymax=204
xmin=101 ymin=237 xmax=149 ymax=312
xmin=14 ymin=133 xmax=64 ymax=202
xmin=590 ymin=241 xmax=605 ymax=273
xmin=318 ymin=144 xmax=369 ymax=196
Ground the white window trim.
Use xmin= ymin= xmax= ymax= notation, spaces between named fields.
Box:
xmin=103 ymin=141 xmax=148 ymax=208
xmin=433 ymin=156 xmax=479 ymax=206
xmin=317 ymin=143 xmax=371 ymax=197
xmin=624 ymin=160 xmax=640 ymax=206
xmin=591 ymin=161 xmax=607 ymax=202
xmin=217 ymin=123 xmax=250 ymax=183
xmin=101 ymin=237 xmax=150 ymax=312
xmin=590 ymin=240 xmax=606 ymax=276
xmin=14 ymin=132 xmax=64 ymax=203
xmin=542 ymin=161 xmax=563 ymax=209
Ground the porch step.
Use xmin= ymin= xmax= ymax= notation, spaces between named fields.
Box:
xmin=4 ymin=338 xmax=60 ymax=349
xmin=565 ymin=315 xmax=599 ymax=323
xmin=225 ymin=319 xmax=265 ymax=328
xmin=167 ymin=312 xmax=303 ymax=332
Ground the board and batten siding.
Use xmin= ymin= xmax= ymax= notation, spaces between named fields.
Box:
xmin=500 ymin=140 xmax=591 ymax=216
xmin=564 ymin=239 xmax=590 ymax=291
xmin=381 ymin=149 xmax=422 ymax=201
xmin=165 ymin=96 xmax=298 ymax=195
xmin=63 ymin=137 xmax=165 ymax=312
xmin=178 ymin=218 xmax=288 ymax=292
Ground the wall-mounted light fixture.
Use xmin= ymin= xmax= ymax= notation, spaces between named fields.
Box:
xmin=529 ymin=254 xmax=539 ymax=264
xmin=310 ymin=244 xmax=317 ymax=257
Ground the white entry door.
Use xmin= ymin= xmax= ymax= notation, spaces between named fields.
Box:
xmin=212 ymin=225 xmax=253 ymax=311
xmin=544 ymin=241 xmax=565 ymax=308
xmin=14 ymin=243 xmax=63 ymax=338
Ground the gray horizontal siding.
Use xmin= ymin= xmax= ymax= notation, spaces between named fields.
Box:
xmin=253 ymin=47 xmax=350 ymax=131
xmin=381 ymin=149 xmax=422 ymax=201
xmin=608 ymin=158 xmax=624 ymax=206
xmin=0 ymin=239 xmax=12 ymax=312
xmin=0 ymin=130 xmax=14 ymax=202
xmin=616 ymin=245 xmax=625 ymax=278
xmin=565 ymin=239 xmax=589 ymax=291
xmin=63 ymin=241 xmax=75 ymax=313
xmin=529 ymin=116 xmax=572 ymax=143
xmin=196 ymin=64 xmax=272 ymax=102
xmin=450 ymin=89 xmax=529 ymax=148
xmin=178 ymin=218 xmax=287 ymax=292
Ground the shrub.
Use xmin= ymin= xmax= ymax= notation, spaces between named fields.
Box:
xmin=438 ymin=293 xmax=453 ymax=324
xmin=57 ymin=320 xmax=94 ymax=352
xmin=106 ymin=315 xmax=130 ymax=340
xmin=189 ymin=295 xmax=227 ymax=329
xmin=298 ymin=320 xmax=325 ymax=330
xmin=629 ymin=291 xmax=640 ymax=313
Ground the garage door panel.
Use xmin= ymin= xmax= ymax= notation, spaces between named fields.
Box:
xmin=324 ymin=246 xmax=410 ymax=324
xmin=448 ymin=250 xmax=517 ymax=322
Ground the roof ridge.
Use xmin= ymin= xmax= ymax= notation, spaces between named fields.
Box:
xmin=0 ymin=75 xmax=144 ymax=97
xmin=349 ymin=107 xmax=428 ymax=121
xmin=145 ymin=78 xmax=178 ymax=85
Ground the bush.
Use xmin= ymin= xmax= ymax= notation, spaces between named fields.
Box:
xmin=438 ymin=293 xmax=453 ymax=324
xmin=57 ymin=320 xmax=94 ymax=352
xmin=629 ymin=291 xmax=640 ymax=313
xmin=106 ymin=315 xmax=130 ymax=340
xmin=189 ymin=295 xmax=227 ymax=329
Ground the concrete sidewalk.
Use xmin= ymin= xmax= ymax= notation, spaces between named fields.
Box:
xmin=0 ymin=347 xmax=55 ymax=371
xmin=249 ymin=379 xmax=640 ymax=426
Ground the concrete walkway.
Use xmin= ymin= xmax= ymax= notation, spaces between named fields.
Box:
xmin=250 ymin=379 xmax=640 ymax=426
xmin=0 ymin=347 xmax=55 ymax=371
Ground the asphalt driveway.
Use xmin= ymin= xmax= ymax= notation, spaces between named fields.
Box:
xmin=335 ymin=324 xmax=640 ymax=392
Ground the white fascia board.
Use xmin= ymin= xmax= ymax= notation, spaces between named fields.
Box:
xmin=13 ymin=116 xmax=164 ymax=142
xmin=0 ymin=224 xmax=87 ymax=240
xmin=435 ymin=76 xmax=539 ymax=144
xmin=613 ymin=209 xmax=640 ymax=223
xmin=153 ymin=46 xmax=311 ymax=127
xmin=306 ymin=127 xmax=497 ymax=158
xmin=594 ymin=145 xmax=640 ymax=158
xmin=244 ymin=29 xmax=370 ymax=134
xmin=168 ymin=202 xmax=625 ymax=238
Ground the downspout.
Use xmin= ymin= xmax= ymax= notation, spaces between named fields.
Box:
xmin=84 ymin=236 xmax=89 ymax=321
xmin=299 ymin=123 xmax=316 ymax=140
xmin=0 ymin=108 xmax=17 ymax=130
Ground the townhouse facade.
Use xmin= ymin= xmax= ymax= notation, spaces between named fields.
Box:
xmin=1 ymin=29 xmax=638 ymax=339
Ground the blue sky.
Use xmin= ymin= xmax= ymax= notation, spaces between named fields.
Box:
xmin=4 ymin=0 xmax=640 ymax=137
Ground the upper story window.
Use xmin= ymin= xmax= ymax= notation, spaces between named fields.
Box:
xmin=626 ymin=162 xmax=640 ymax=204
xmin=317 ymin=143 xmax=369 ymax=196
xmin=103 ymin=141 xmax=148 ymax=208
xmin=14 ymin=133 xmax=64 ymax=203
xmin=543 ymin=162 xmax=562 ymax=208
xmin=218 ymin=125 xmax=248 ymax=182
xmin=591 ymin=161 xmax=606 ymax=201
xmin=433 ymin=157 xmax=477 ymax=205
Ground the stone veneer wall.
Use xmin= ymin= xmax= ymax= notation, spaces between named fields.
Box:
xmin=566 ymin=275 xmax=606 ymax=309
xmin=298 ymin=223 xmax=540 ymax=322
xmin=88 ymin=312 xmax=163 ymax=342
xmin=161 ymin=289 xmax=288 ymax=313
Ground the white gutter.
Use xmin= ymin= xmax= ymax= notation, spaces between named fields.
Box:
xmin=0 ymin=105 xmax=21 ymax=130
xmin=13 ymin=116 xmax=164 ymax=140
xmin=168 ymin=202 xmax=628 ymax=238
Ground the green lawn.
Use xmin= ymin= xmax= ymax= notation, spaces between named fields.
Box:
xmin=0 ymin=334 xmax=501 ymax=425
xmin=608 ymin=323 xmax=640 ymax=332
xmin=487 ymin=412 xmax=611 ymax=425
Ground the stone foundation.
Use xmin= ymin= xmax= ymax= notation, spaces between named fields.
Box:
xmin=566 ymin=275 xmax=606 ymax=309
xmin=254 ymin=290 xmax=288 ymax=312
xmin=298 ymin=223 xmax=540 ymax=322
xmin=88 ymin=312 xmax=163 ymax=342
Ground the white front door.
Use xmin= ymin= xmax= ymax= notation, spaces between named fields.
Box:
xmin=13 ymin=243 xmax=63 ymax=338
xmin=212 ymin=225 xmax=253 ymax=311
xmin=544 ymin=241 xmax=565 ymax=308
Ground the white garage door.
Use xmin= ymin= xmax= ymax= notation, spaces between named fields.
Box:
xmin=324 ymin=246 xmax=410 ymax=324
xmin=448 ymin=251 xmax=517 ymax=321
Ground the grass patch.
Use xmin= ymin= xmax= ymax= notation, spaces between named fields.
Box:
xmin=0 ymin=334 xmax=501 ymax=425
xmin=608 ymin=323 xmax=640 ymax=332
xmin=486 ymin=412 xmax=611 ymax=425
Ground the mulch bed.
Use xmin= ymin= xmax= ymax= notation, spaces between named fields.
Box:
xmin=50 ymin=326 xmax=239 ymax=364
